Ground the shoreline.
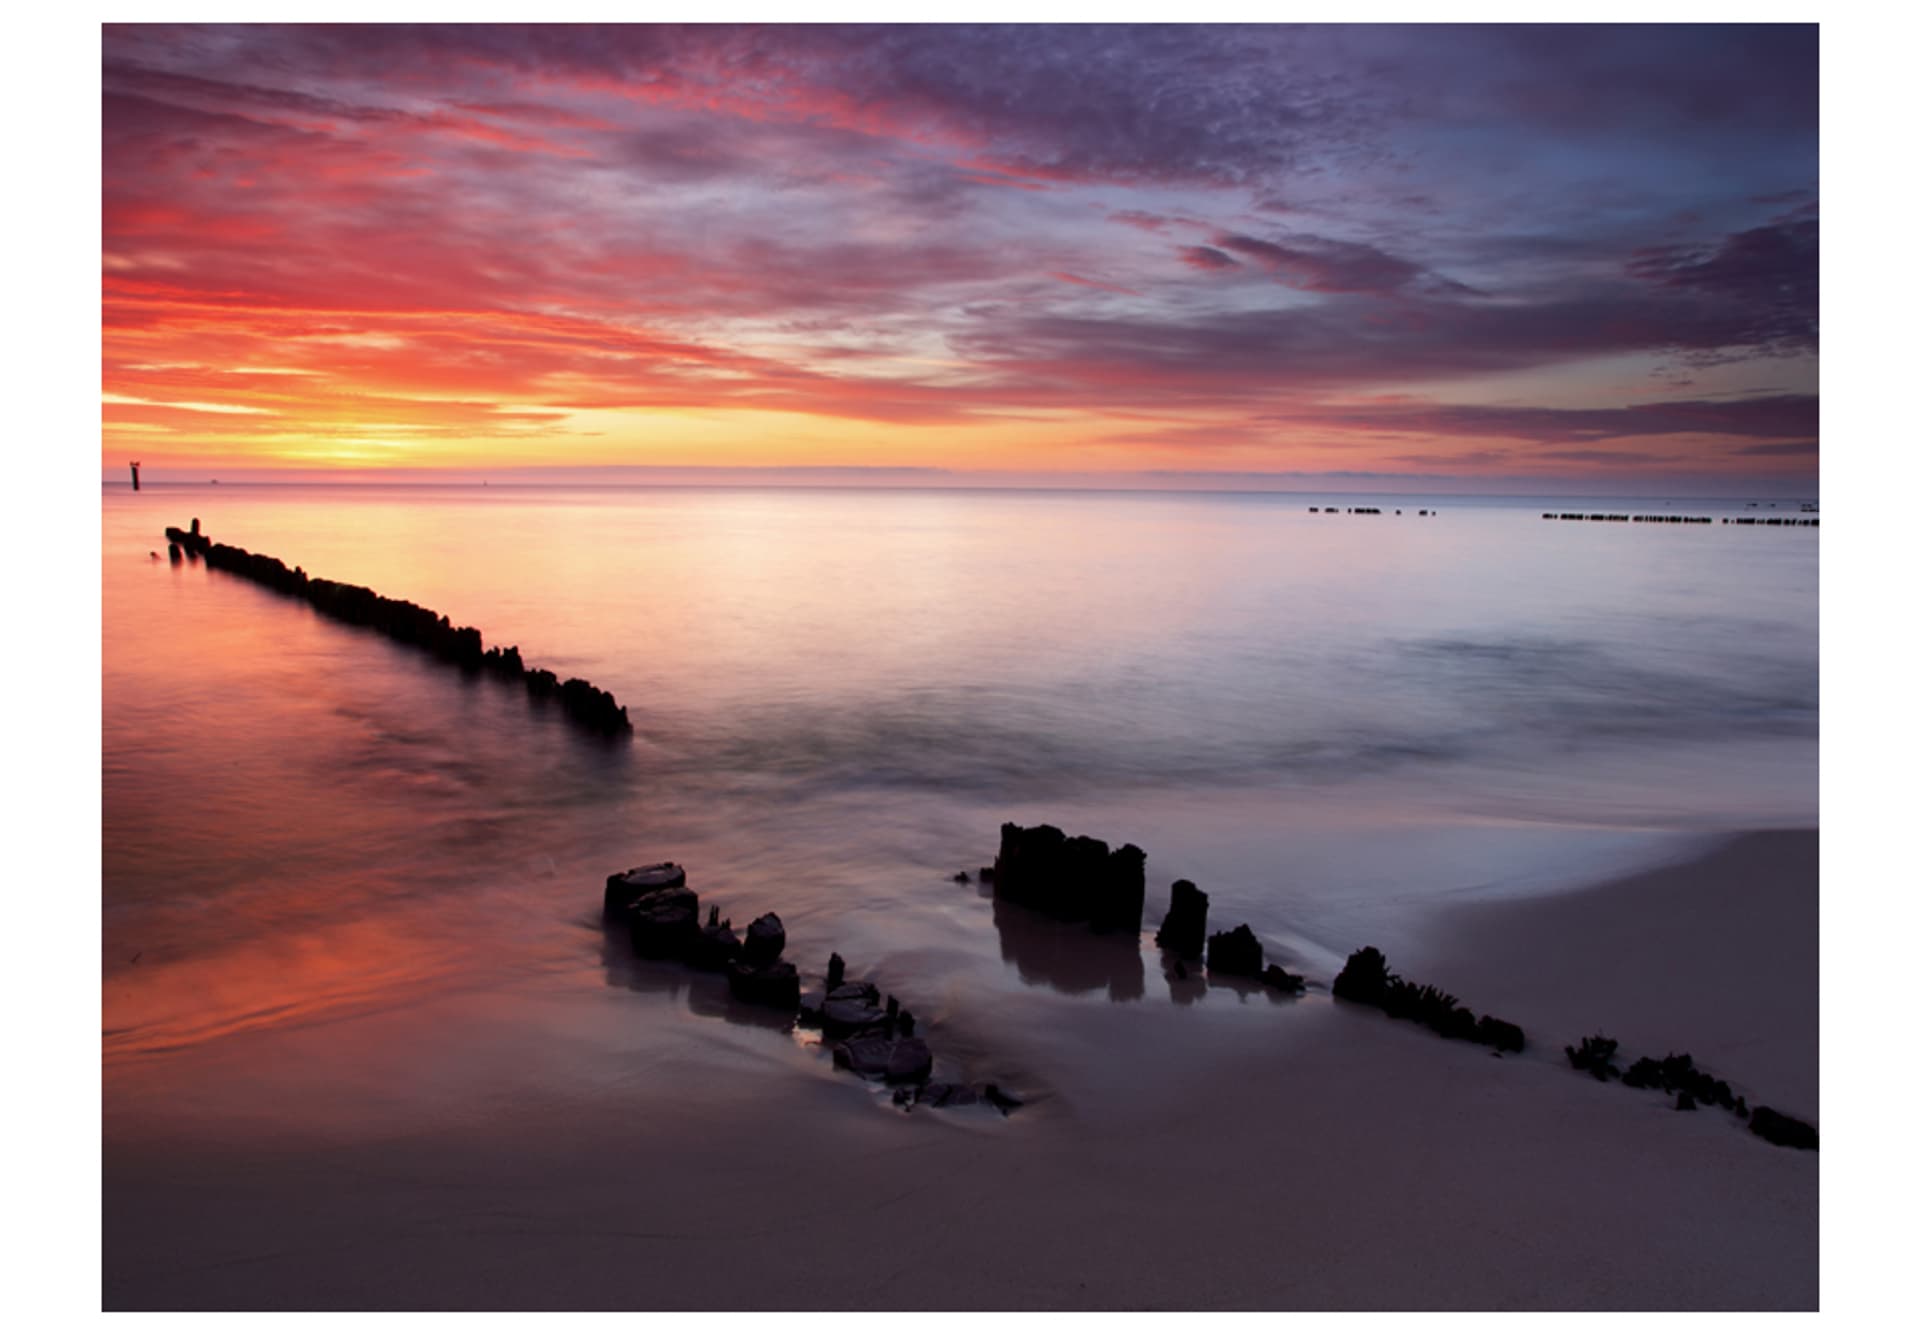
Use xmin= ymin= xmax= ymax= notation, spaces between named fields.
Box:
xmin=104 ymin=828 xmax=1817 ymax=1310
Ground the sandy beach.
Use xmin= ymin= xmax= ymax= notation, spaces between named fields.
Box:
xmin=103 ymin=829 xmax=1816 ymax=1311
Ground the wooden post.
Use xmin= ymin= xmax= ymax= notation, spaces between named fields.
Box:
xmin=129 ymin=462 xmax=141 ymax=491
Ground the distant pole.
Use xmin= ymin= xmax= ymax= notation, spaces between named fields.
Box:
xmin=129 ymin=461 xmax=141 ymax=491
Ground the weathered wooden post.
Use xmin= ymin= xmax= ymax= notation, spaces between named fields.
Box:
xmin=129 ymin=462 xmax=141 ymax=491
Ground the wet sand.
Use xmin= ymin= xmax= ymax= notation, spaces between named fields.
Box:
xmin=103 ymin=830 xmax=1816 ymax=1310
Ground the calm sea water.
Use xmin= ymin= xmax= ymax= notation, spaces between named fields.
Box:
xmin=101 ymin=484 xmax=1816 ymax=1080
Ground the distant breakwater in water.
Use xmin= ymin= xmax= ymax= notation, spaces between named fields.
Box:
xmin=163 ymin=519 xmax=632 ymax=737
xmin=1540 ymin=512 xmax=1819 ymax=527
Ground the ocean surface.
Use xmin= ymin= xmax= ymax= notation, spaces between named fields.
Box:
xmin=101 ymin=484 xmax=1817 ymax=1102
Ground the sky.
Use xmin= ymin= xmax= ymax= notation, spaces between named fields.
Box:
xmin=100 ymin=23 xmax=1819 ymax=490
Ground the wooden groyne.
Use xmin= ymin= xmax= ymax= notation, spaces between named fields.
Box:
xmin=1307 ymin=506 xmax=1434 ymax=515
xmin=164 ymin=519 xmax=632 ymax=737
xmin=604 ymin=861 xmax=1021 ymax=1114
xmin=599 ymin=819 xmax=1816 ymax=1145
xmin=1541 ymin=512 xmax=1818 ymax=527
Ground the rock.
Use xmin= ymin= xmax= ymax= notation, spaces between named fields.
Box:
xmin=1335 ymin=946 xmax=1520 ymax=1050
xmin=1676 ymin=1090 xmax=1697 ymax=1111
xmin=627 ymin=886 xmax=699 ymax=957
xmin=1331 ymin=946 xmax=1391 ymax=1006
xmin=953 ymin=870 xmax=971 ymax=884
xmin=1206 ymin=924 xmax=1263 ymax=978
xmin=992 ymin=822 xmax=1066 ymax=910
xmin=1154 ymin=879 xmax=1209 ymax=958
xmin=1091 ymin=842 xmax=1147 ymax=934
xmin=833 ymin=1033 xmax=895 ymax=1079
xmin=1749 ymin=1106 xmax=1818 ymax=1150
xmin=727 ymin=959 xmax=800 ymax=1010
xmin=1567 ymin=1034 xmax=1620 ymax=1080
xmin=826 ymin=952 xmax=846 ymax=990
xmin=1476 ymin=1016 xmax=1525 ymax=1053
xmin=978 ymin=866 xmax=995 ymax=883
xmin=831 ymin=1033 xmax=933 ymax=1084
xmin=797 ymin=990 xmax=827 ymax=1025
xmin=917 ymin=1082 xmax=979 ymax=1109
xmin=1621 ymin=1052 xmax=1730 ymax=1107
xmin=742 ymin=912 xmax=786 ymax=968
xmin=991 ymin=822 xmax=1148 ymax=931
xmin=687 ymin=914 xmax=742 ymax=970
xmin=603 ymin=862 xmax=686 ymax=919
xmin=820 ymin=991 xmax=889 ymax=1037
xmin=885 ymin=1037 xmax=934 ymax=1084
xmin=1260 ymin=963 xmax=1305 ymax=993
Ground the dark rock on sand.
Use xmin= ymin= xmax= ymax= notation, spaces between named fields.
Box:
xmin=909 ymin=1082 xmax=1023 ymax=1116
xmin=1206 ymin=924 xmax=1263 ymax=978
xmin=687 ymin=910 xmax=742 ymax=970
xmin=727 ymin=959 xmax=800 ymax=1010
xmin=742 ymin=912 xmax=786 ymax=968
xmin=1567 ymin=1034 xmax=1621 ymax=1080
xmin=1091 ymin=841 xmax=1147 ymax=934
xmin=1476 ymin=1016 xmax=1526 ymax=1053
xmin=1261 ymin=963 xmax=1305 ymax=993
xmin=1621 ymin=1052 xmax=1735 ymax=1111
xmin=602 ymin=862 xmax=686 ymax=919
xmin=916 ymin=1082 xmax=979 ymax=1109
xmin=885 ymin=1037 xmax=934 ymax=1084
xmin=819 ymin=983 xmax=889 ymax=1037
xmin=833 ymin=1032 xmax=934 ymax=1084
xmin=627 ymin=886 xmax=699 ymax=958
xmin=1334 ymin=945 xmax=1524 ymax=1052
xmin=1331 ymin=946 xmax=1391 ymax=1006
xmin=991 ymin=822 xmax=1147 ymax=932
xmin=1749 ymin=1106 xmax=1818 ymax=1150
xmin=1154 ymin=879 xmax=1209 ymax=958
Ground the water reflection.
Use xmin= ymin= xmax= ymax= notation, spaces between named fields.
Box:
xmin=991 ymin=898 xmax=1146 ymax=1002
xmin=597 ymin=920 xmax=796 ymax=1033
xmin=1161 ymin=951 xmax=1207 ymax=1006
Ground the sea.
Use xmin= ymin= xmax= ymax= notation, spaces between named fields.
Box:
xmin=101 ymin=483 xmax=1817 ymax=1090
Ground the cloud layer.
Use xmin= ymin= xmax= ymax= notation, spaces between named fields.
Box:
xmin=102 ymin=23 xmax=1819 ymax=481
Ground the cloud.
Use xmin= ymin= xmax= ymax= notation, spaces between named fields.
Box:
xmin=99 ymin=24 xmax=1820 ymax=475
xmin=1178 ymin=246 xmax=1239 ymax=271
xmin=1627 ymin=218 xmax=1818 ymax=354
xmin=1215 ymin=232 xmax=1433 ymax=294
xmin=1282 ymin=395 xmax=1819 ymax=444
xmin=1733 ymin=440 xmax=1820 ymax=457
xmin=1540 ymin=449 xmax=1665 ymax=465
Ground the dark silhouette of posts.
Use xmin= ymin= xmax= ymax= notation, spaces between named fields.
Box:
xmin=129 ymin=462 xmax=141 ymax=491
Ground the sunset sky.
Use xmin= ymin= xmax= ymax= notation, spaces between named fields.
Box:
xmin=101 ymin=23 xmax=1818 ymax=489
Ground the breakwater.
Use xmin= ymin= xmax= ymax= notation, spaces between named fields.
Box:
xmin=163 ymin=519 xmax=633 ymax=736
xmin=1541 ymin=512 xmax=1818 ymax=526
xmin=604 ymin=861 xmax=1021 ymax=1113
